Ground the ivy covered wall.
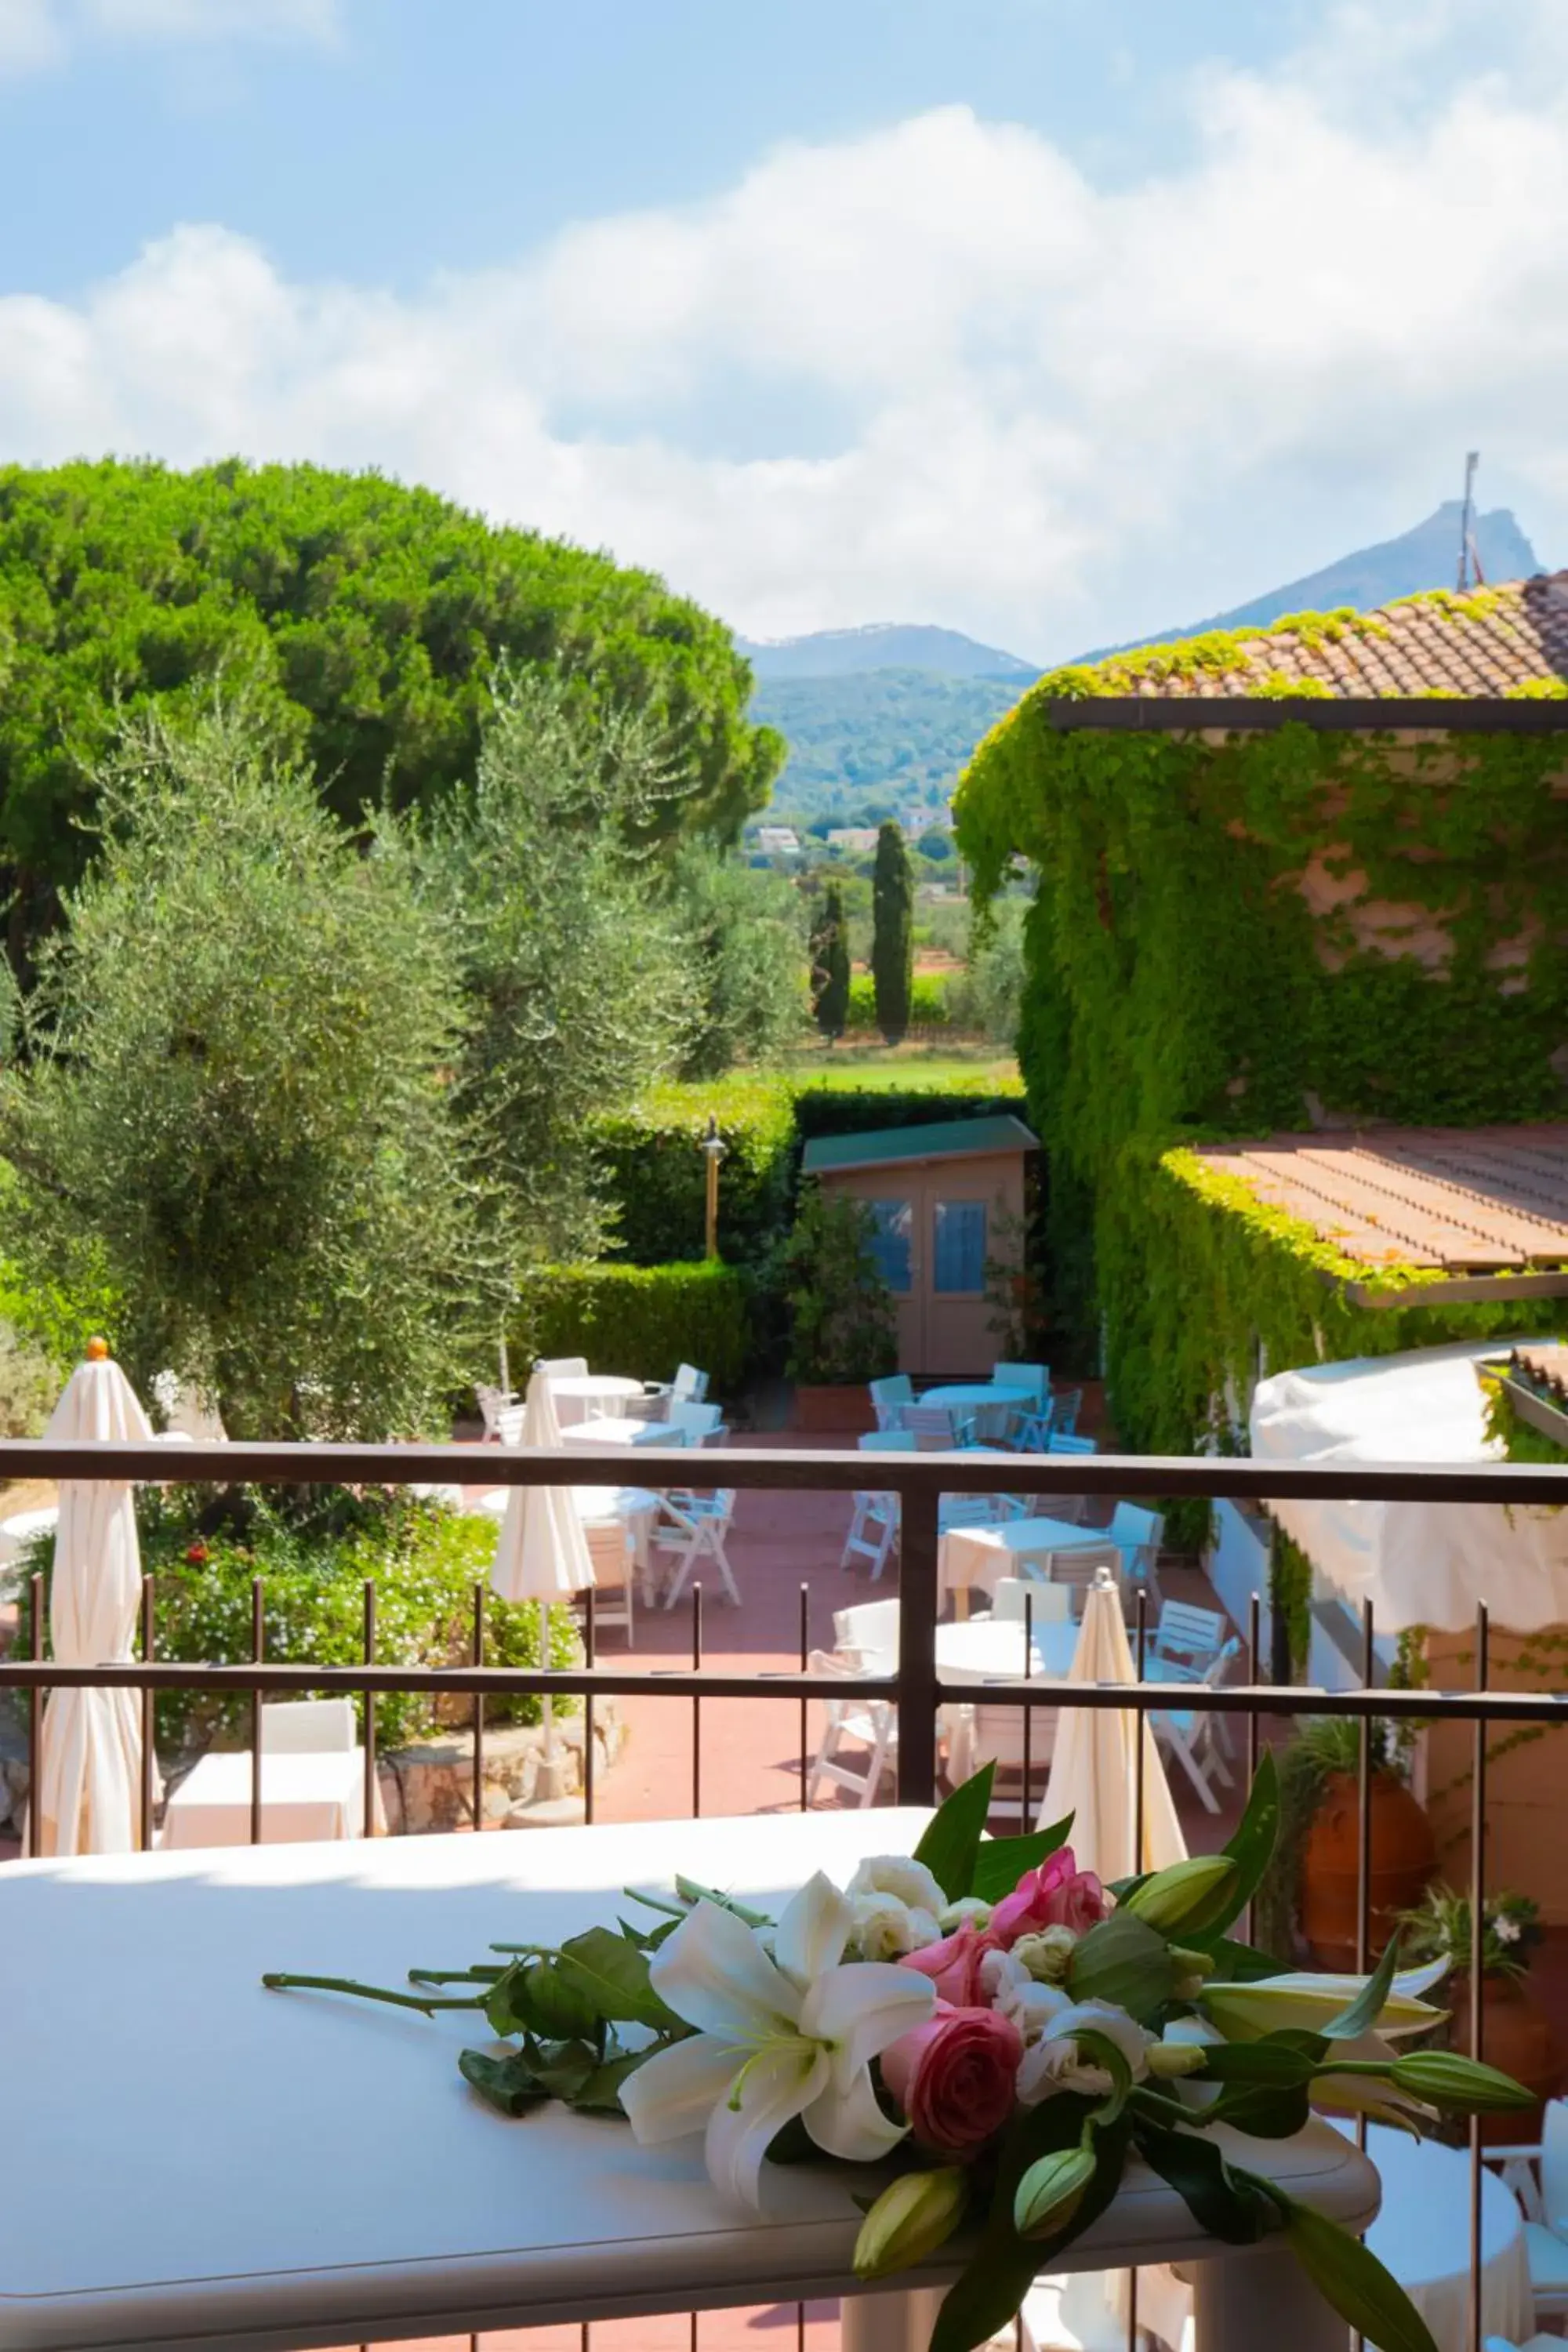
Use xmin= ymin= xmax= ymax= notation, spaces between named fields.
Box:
xmin=955 ymin=689 xmax=1568 ymax=1443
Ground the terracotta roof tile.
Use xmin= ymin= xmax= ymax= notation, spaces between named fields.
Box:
xmin=1083 ymin=575 xmax=1568 ymax=700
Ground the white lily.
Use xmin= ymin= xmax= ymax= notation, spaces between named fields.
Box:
xmin=619 ymin=1871 xmax=935 ymax=2211
xmin=1015 ymin=1998 xmax=1154 ymax=2106
xmin=1200 ymin=1961 xmax=1448 ymax=2045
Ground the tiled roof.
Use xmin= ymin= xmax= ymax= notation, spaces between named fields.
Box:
xmin=1068 ymin=575 xmax=1568 ymax=699
xmin=1190 ymin=1126 xmax=1568 ymax=1272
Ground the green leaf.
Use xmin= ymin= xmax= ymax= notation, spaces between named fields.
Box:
xmin=1067 ymin=1910 xmax=1175 ymax=2022
xmin=554 ymin=1926 xmax=683 ymax=2031
xmin=1281 ymin=2199 xmax=1439 ymax=2352
xmin=969 ymin=1813 xmax=1074 ymax=1904
xmin=1188 ymin=1754 xmax=1279 ymax=1942
xmin=913 ymin=1765 xmax=996 ymax=1901
xmin=568 ymin=2046 xmax=659 ymax=2114
xmin=673 ymin=1876 xmax=773 ymax=1928
xmin=1196 ymin=1933 xmax=1292 ymax=1982
xmin=1073 ymin=2027 xmax=1134 ymax=2126
xmin=1206 ymin=2082 xmax=1312 ymax=2140
xmin=1195 ymin=2042 xmax=1323 ymax=2088
xmin=513 ymin=1960 xmax=602 ymax=2042
xmin=527 ymin=2038 xmax=600 ymax=2100
xmin=1134 ymin=2118 xmax=1274 ymax=2244
xmin=458 ymin=2046 xmax=549 ymax=2118
xmin=1321 ymin=1931 xmax=1402 ymax=2042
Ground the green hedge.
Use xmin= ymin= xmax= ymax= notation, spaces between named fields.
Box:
xmin=590 ymin=1071 xmax=1025 ymax=1266
xmin=844 ymin=972 xmax=954 ymax=1030
xmin=511 ymin=1259 xmax=752 ymax=1392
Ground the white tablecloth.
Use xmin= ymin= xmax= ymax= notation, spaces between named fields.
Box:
xmin=936 ymin=1618 xmax=1079 ymax=1683
xmin=576 ymin=1416 xmax=685 ymax=1449
xmin=918 ymin=1384 xmax=1022 ymax=1443
xmin=159 ymin=1748 xmax=383 ymax=1848
xmin=546 ymin=1374 xmax=647 ymax=1428
xmin=939 ymin=1514 xmax=1110 ymax=1607
xmin=1355 ymin=2123 xmax=1533 ymax=2352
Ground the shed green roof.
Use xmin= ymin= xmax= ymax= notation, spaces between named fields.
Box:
xmin=801 ymin=1113 xmax=1040 ymax=1177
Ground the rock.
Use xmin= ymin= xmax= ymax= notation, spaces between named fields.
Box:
xmin=504 ymin=1794 xmax=586 ymax=1831
xmin=379 ymin=1703 xmax=622 ymax=1837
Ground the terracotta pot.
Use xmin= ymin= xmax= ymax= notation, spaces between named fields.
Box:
xmin=1452 ymin=1970 xmax=1565 ymax=2147
xmin=1301 ymin=1769 xmax=1437 ymax=1969
xmin=790 ymin=1384 xmax=878 ymax=1435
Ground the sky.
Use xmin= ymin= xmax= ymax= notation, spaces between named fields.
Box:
xmin=0 ymin=0 xmax=1563 ymax=661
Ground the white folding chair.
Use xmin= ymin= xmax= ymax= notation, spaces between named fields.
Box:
xmin=583 ymin=1519 xmax=635 ymax=1642
xmin=1149 ymin=1598 xmax=1227 ymax=1681
xmin=993 ymin=1362 xmax=1048 ymax=1443
xmin=474 ymin=1383 xmax=519 ymax=1440
xmin=898 ymin=1403 xmax=977 ymax=1449
xmin=832 ymin=1598 xmax=901 ymax=1667
xmin=1108 ymin=1501 xmax=1165 ymax=1607
xmin=1048 ymin=1431 xmax=1097 ymax=1454
xmin=1044 ymin=1542 xmax=1122 ymax=1619
xmin=666 ymin=1399 xmax=728 ymax=1446
xmin=840 ymin=1488 xmax=898 ymax=1578
xmin=954 ymin=1697 xmax=1059 ymax=1822
xmin=1485 ymin=2100 xmax=1568 ymax=2328
xmin=1150 ymin=1637 xmax=1240 ymax=1813
xmin=657 ymin=1489 xmax=739 ymax=1608
xmin=993 ymin=1360 xmax=1049 ymax=1401
xmin=807 ymin=1650 xmax=898 ymax=1806
xmin=536 ymin=1356 xmax=589 ymax=1379
xmin=988 ymin=1575 xmax=1072 ymax=1625
xmin=260 ymin=1698 xmax=356 ymax=1752
xmin=869 ymin=1374 xmax=914 ymax=1432
xmin=1052 ymin=1388 xmax=1084 ymax=1438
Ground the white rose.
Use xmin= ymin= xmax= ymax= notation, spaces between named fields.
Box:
xmin=846 ymin=1855 xmax=949 ymax=1917
xmin=1015 ymin=1999 xmax=1154 ymax=2106
xmin=978 ymin=1947 xmax=1030 ymax=2005
xmin=1002 ymin=1980 xmax=1076 ymax=2048
xmin=938 ymin=1896 xmax=994 ymax=1933
xmin=848 ymin=1890 xmax=940 ymax=1961
xmin=1011 ymin=1926 xmax=1078 ymax=1984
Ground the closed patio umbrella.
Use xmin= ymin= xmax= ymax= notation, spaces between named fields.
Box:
xmin=1035 ymin=1566 xmax=1185 ymax=1878
xmin=34 ymin=1339 xmax=158 ymax=1857
xmin=490 ymin=1367 xmax=594 ymax=1755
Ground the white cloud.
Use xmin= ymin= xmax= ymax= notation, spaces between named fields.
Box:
xmin=2 ymin=2 xmax=1566 ymax=652
xmin=0 ymin=0 xmax=336 ymax=74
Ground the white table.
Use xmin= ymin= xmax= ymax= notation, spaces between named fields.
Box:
xmin=0 ymin=1809 xmax=1380 ymax=2352
xmin=935 ymin=1617 xmax=1080 ymax=1683
xmin=1354 ymin=2123 xmax=1533 ymax=2352
xmin=546 ymin=1373 xmax=648 ymax=1428
xmin=918 ymin=1382 xmax=1022 ymax=1442
xmin=940 ymin=1512 xmax=1113 ymax=1609
xmin=158 ymin=1748 xmax=382 ymax=1848
xmin=577 ymin=1415 xmax=688 ymax=1449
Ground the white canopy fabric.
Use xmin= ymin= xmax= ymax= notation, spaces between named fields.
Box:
xmin=34 ymin=1352 xmax=159 ymax=1857
xmin=1035 ymin=1570 xmax=1185 ymax=1878
xmin=489 ymin=1370 xmax=596 ymax=1606
xmin=1250 ymin=1338 xmax=1568 ymax=1633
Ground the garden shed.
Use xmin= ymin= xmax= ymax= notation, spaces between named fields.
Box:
xmin=800 ymin=1112 xmax=1039 ymax=1374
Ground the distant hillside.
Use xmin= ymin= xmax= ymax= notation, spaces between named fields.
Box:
xmin=750 ymin=668 xmax=1022 ymax=820
xmin=740 ymin=623 xmax=1037 ymax=682
xmin=1088 ymin=503 xmax=1540 ymax=657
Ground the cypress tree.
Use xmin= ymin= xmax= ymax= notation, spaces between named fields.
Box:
xmin=810 ymin=880 xmax=851 ymax=1040
xmin=871 ymin=820 xmax=914 ymax=1043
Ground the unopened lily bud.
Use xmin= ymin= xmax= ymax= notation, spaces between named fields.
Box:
xmin=1146 ymin=2039 xmax=1211 ymax=2080
xmin=1386 ymin=2052 xmax=1536 ymax=2114
xmin=1014 ymin=2143 xmax=1097 ymax=2240
xmin=1167 ymin=1946 xmax=1217 ymax=1980
xmin=938 ymin=1896 xmax=993 ymax=1933
xmin=1012 ymin=1926 xmax=1077 ymax=1984
xmin=853 ymin=2166 xmax=971 ymax=2281
xmin=1123 ymin=1856 xmax=1238 ymax=1938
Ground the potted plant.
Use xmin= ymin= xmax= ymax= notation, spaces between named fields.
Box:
xmin=779 ymin=1183 xmax=898 ymax=1432
xmin=1399 ymin=1885 xmax=1563 ymax=2143
xmin=1264 ymin=1715 xmax=1437 ymax=1969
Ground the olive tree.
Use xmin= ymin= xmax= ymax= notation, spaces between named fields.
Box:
xmin=2 ymin=695 xmax=492 ymax=1439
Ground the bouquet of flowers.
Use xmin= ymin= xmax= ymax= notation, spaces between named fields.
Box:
xmin=267 ymin=1756 xmax=1532 ymax=2352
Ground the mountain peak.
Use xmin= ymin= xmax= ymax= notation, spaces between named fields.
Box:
xmin=738 ymin=622 xmax=1037 ymax=682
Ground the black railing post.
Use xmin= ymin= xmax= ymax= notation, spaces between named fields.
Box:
xmin=896 ymin=1479 xmax=940 ymax=1803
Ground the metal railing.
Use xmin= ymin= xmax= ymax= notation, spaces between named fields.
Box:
xmin=5 ymin=1436 xmax=1568 ymax=2352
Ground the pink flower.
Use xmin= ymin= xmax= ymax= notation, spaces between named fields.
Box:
xmin=881 ymin=2002 xmax=1025 ymax=2157
xmin=898 ymin=1918 xmax=1000 ymax=2007
xmin=990 ymin=1849 xmax=1108 ymax=1947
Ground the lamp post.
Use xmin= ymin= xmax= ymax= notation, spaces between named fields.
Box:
xmin=701 ymin=1115 xmax=727 ymax=1261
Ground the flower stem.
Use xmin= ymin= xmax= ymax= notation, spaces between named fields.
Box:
xmin=261 ymin=1971 xmax=485 ymax=2013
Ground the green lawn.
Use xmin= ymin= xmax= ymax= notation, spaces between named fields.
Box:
xmin=779 ymin=1043 xmax=1021 ymax=1090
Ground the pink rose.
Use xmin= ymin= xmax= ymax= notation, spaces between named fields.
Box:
xmin=898 ymin=1918 xmax=1000 ymax=2007
xmin=881 ymin=2002 xmax=1025 ymax=2157
xmin=990 ymin=1849 xmax=1108 ymax=1947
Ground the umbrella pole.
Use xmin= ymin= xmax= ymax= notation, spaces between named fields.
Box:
xmin=539 ymin=1598 xmax=555 ymax=1759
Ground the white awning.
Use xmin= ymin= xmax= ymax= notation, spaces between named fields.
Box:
xmin=1250 ymin=1338 xmax=1568 ymax=1632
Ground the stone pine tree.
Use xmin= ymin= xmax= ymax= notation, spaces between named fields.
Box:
xmin=871 ymin=820 xmax=914 ymax=1044
xmin=810 ymin=880 xmax=851 ymax=1041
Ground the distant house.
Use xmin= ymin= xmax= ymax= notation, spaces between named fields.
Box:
xmin=756 ymin=825 xmax=800 ymax=856
xmin=826 ymin=827 xmax=880 ymax=855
